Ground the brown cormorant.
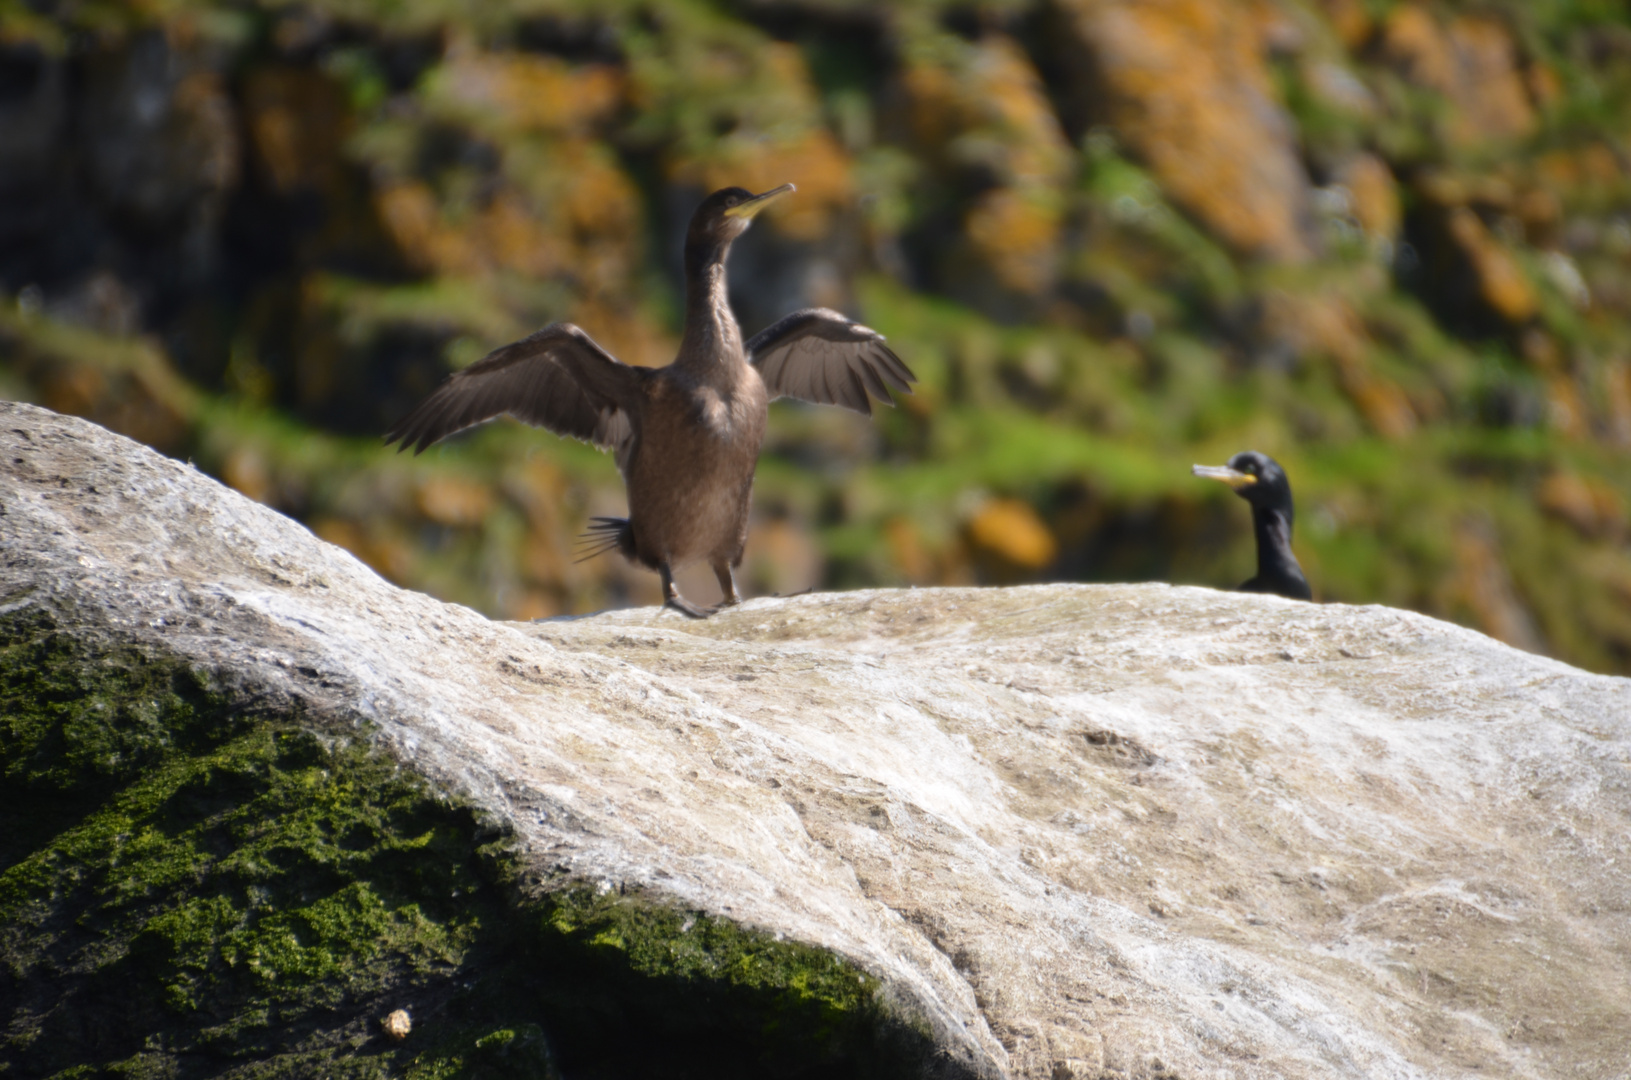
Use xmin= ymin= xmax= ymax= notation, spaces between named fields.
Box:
xmin=1192 ymin=451 xmax=1312 ymax=601
xmin=385 ymin=184 xmax=915 ymax=617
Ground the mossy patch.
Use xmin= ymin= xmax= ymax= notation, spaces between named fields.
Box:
xmin=0 ymin=610 xmax=954 ymax=1079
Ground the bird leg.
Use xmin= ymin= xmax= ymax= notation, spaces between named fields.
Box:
xmin=659 ymin=563 xmax=710 ymax=619
xmin=712 ymin=561 xmax=742 ymax=609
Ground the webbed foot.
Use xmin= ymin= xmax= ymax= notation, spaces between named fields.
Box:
xmin=660 ymin=562 xmax=713 ymax=619
xmin=663 ymin=594 xmax=712 ymax=619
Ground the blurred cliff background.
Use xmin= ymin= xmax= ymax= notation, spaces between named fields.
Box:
xmin=1 ymin=0 xmax=1629 ymax=673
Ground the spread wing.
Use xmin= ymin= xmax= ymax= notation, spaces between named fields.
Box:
xmin=384 ymin=323 xmax=647 ymax=458
xmin=746 ymin=308 xmax=915 ymax=416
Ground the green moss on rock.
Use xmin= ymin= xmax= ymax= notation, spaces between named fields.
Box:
xmin=0 ymin=611 xmax=953 ymax=1079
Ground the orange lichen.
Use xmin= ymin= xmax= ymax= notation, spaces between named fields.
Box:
xmin=1380 ymin=7 xmax=1535 ymax=146
xmin=898 ymin=61 xmax=961 ymax=150
xmin=558 ymin=144 xmax=641 ymax=238
xmin=1605 ymin=361 xmax=1631 ymax=448
xmin=1261 ymin=291 xmax=1362 ymax=364
xmin=521 ymin=529 xmax=570 ymax=588
xmin=311 ymin=518 xmax=415 ymax=582
xmin=365 ymin=48 xmax=648 ymax=289
xmin=430 ymin=47 xmax=623 ymax=136
xmin=375 ymin=144 xmax=641 ymax=287
xmin=243 ymin=67 xmax=349 ymax=193
xmin=1445 ymin=207 xmax=1537 ymax=324
xmin=967 ymin=36 xmax=1074 ymax=190
xmin=568 ymin=298 xmax=677 ymax=370
xmin=1520 ymin=327 xmax=1561 ymax=372
xmin=1260 ymin=292 xmax=1416 ymax=439
xmin=163 ymin=66 xmax=239 ymax=193
xmin=516 ymin=139 xmax=646 ymax=297
xmin=899 ymin=35 xmax=1072 ymax=189
xmin=1055 ymin=0 xmax=1313 ymax=262
xmin=1444 ymin=16 xmax=1537 ymax=144
xmin=895 ymin=34 xmax=1071 ymax=292
xmin=662 ymin=41 xmax=851 ymax=240
xmin=35 ymin=356 xmax=193 ymax=455
xmin=1514 ymin=187 xmax=1561 ymax=242
xmin=1526 ymin=62 xmax=1564 ymax=110
xmin=1380 ymin=5 xmax=1456 ymax=95
xmin=1345 ymin=378 xmax=1418 ymax=441
xmin=480 ymin=190 xmax=564 ymax=279
xmin=1533 ymin=143 xmax=1628 ymax=213
xmin=1319 ymin=0 xmax=1372 ymax=49
xmin=1537 ymin=472 xmax=1625 ymax=540
xmin=1337 ymin=154 xmax=1401 ymax=240
xmin=375 ymin=181 xmax=477 ymax=275
xmin=968 ymin=498 xmax=1057 ymax=571
xmin=416 ymin=476 xmax=496 ymax=527
xmin=1544 ymin=373 xmax=1588 ymax=440
xmin=1579 ymin=143 xmax=1625 ymax=187
xmin=966 ymin=188 xmax=1063 ymax=295
xmin=884 ymin=517 xmax=935 ymax=584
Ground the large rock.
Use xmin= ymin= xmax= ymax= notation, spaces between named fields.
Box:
xmin=3 ymin=402 xmax=1629 ymax=1078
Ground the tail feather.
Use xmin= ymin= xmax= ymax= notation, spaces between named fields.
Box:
xmin=573 ymin=516 xmax=635 ymax=564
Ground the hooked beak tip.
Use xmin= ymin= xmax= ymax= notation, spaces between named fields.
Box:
xmin=725 ymin=183 xmax=796 ymax=220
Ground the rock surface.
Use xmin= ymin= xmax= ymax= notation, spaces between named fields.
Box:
xmin=4 ymin=401 xmax=1630 ymax=1079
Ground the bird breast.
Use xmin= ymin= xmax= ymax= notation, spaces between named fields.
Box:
xmin=623 ymin=369 xmax=767 ymax=566
xmin=695 ymin=382 xmax=761 ymax=440
xmin=697 ymin=387 xmax=733 ymax=437
xmin=634 ymin=369 xmax=767 ymax=476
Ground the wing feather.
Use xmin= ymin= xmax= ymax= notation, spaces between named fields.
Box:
xmin=746 ymin=308 xmax=916 ymax=415
xmin=852 ymin=351 xmax=892 ymax=403
xmin=384 ymin=323 xmax=647 ymax=456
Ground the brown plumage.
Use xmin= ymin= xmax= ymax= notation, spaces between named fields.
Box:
xmin=385 ymin=184 xmax=915 ymax=617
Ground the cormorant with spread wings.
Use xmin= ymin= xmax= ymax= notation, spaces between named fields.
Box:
xmin=385 ymin=184 xmax=915 ymax=617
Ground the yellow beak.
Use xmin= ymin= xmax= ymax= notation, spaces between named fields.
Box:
xmin=1192 ymin=464 xmax=1257 ymax=489
xmin=724 ymin=183 xmax=796 ymax=219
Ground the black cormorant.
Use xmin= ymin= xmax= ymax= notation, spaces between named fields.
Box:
xmin=1192 ymin=451 xmax=1312 ymax=601
xmin=385 ymin=184 xmax=915 ymax=617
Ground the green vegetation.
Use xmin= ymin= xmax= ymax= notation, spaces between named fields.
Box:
xmin=0 ymin=0 xmax=1628 ymax=672
xmin=0 ymin=608 xmax=943 ymax=1078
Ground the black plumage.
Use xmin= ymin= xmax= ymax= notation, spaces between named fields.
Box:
xmin=1192 ymin=451 xmax=1312 ymax=601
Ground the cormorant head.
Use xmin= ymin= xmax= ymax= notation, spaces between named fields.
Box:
xmin=687 ymin=183 xmax=796 ymax=250
xmin=1192 ymin=451 xmax=1295 ymax=517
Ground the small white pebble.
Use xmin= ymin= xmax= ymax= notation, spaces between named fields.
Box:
xmin=382 ymin=1009 xmax=411 ymax=1041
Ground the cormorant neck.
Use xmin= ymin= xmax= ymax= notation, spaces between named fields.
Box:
xmin=1250 ymin=504 xmax=1310 ymax=598
xmin=1251 ymin=505 xmax=1294 ymax=576
xmin=680 ymin=236 xmax=743 ymax=368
